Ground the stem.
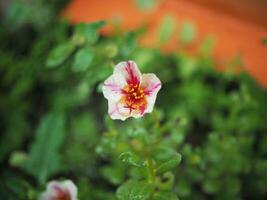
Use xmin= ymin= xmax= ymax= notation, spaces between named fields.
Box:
xmin=147 ymin=158 xmax=155 ymax=184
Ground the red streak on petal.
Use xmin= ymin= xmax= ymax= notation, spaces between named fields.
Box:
xmin=125 ymin=61 xmax=140 ymax=85
xmin=53 ymin=186 xmax=71 ymax=200
xmin=104 ymin=83 xmax=121 ymax=92
xmin=144 ymin=83 xmax=161 ymax=96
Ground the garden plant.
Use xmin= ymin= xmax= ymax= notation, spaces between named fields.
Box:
xmin=0 ymin=1 xmax=267 ymax=200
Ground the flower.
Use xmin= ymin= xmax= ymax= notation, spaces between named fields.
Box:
xmin=39 ymin=180 xmax=78 ymax=200
xmin=103 ymin=60 xmax=161 ymax=120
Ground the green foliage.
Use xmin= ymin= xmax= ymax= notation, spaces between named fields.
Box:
xmin=156 ymin=153 xmax=181 ymax=175
xmin=116 ymin=180 xmax=153 ymax=200
xmin=21 ymin=112 xmax=66 ymax=184
xmin=154 ymin=191 xmax=179 ymax=200
xmin=4 ymin=0 xmax=54 ymax=30
xmin=119 ymin=151 xmax=142 ymax=167
xmin=157 ymin=15 xmax=176 ymax=44
xmin=46 ymin=42 xmax=76 ymax=68
xmin=74 ymin=21 xmax=106 ymax=45
xmin=1 ymin=2 xmax=267 ymax=200
xmin=72 ymin=47 xmax=95 ymax=72
xmin=179 ymin=22 xmax=196 ymax=44
xmin=135 ymin=0 xmax=160 ymax=11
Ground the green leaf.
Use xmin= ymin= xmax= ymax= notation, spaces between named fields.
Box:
xmin=156 ymin=153 xmax=182 ymax=175
xmin=21 ymin=112 xmax=66 ymax=184
xmin=177 ymin=53 xmax=198 ymax=79
xmin=203 ymin=179 xmax=220 ymax=194
xmin=89 ymin=20 xmax=106 ymax=29
xmin=179 ymin=22 xmax=196 ymax=44
xmin=101 ymin=166 xmax=125 ymax=185
xmin=119 ymin=151 xmax=142 ymax=167
xmin=152 ymin=146 xmax=177 ymax=161
xmin=72 ymin=47 xmax=94 ymax=72
xmin=74 ymin=21 xmax=106 ymax=45
xmin=9 ymin=151 xmax=27 ymax=167
xmin=46 ymin=42 xmax=76 ymax=68
xmin=86 ymin=62 xmax=113 ymax=85
xmin=154 ymin=191 xmax=179 ymax=200
xmin=156 ymin=172 xmax=175 ymax=190
xmin=157 ymin=15 xmax=176 ymax=44
xmin=0 ymin=112 xmax=29 ymax=162
xmin=135 ymin=0 xmax=159 ymax=11
xmin=116 ymin=180 xmax=153 ymax=200
xmin=0 ymin=170 xmax=29 ymax=200
xmin=200 ymin=36 xmax=215 ymax=56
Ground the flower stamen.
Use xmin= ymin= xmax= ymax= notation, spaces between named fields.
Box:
xmin=121 ymin=84 xmax=147 ymax=114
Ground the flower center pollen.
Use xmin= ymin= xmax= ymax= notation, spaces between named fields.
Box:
xmin=122 ymin=84 xmax=147 ymax=113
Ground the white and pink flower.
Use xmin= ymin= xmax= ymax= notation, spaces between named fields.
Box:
xmin=39 ymin=180 xmax=78 ymax=200
xmin=103 ymin=60 xmax=161 ymax=120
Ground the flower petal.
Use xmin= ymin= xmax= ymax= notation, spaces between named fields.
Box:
xmin=39 ymin=180 xmax=78 ymax=200
xmin=62 ymin=180 xmax=78 ymax=200
xmin=40 ymin=181 xmax=61 ymax=200
xmin=108 ymin=101 xmax=130 ymax=120
xmin=141 ymin=73 xmax=161 ymax=113
xmin=103 ymin=74 xmax=124 ymax=101
xmin=114 ymin=61 xmax=142 ymax=85
xmin=131 ymin=108 xmax=145 ymax=119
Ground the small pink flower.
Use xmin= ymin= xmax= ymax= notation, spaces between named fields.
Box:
xmin=103 ymin=60 xmax=161 ymax=120
xmin=39 ymin=180 xmax=78 ymax=200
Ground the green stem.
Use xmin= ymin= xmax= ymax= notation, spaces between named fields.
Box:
xmin=147 ymin=158 xmax=155 ymax=184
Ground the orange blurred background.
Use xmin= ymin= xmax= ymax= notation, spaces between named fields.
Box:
xmin=63 ymin=0 xmax=267 ymax=87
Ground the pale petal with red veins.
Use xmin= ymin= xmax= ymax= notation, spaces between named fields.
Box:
xmin=108 ymin=101 xmax=130 ymax=120
xmin=39 ymin=180 xmax=78 ymax=200
xmin=103 ymin=74 xmax=124 ymax=101
xmin=141 ymin=73 xmax=161 ymax=113
xmin=114 ymin=61 xmax=142 ymax=85
xmin=41 ymin=181 xmax=61 ymax=200
xmin=62 ymin=180 xmax=78 ymax=200
xmin=131 ymin=109 xmax=145 ymax=119
xmin=103 ymin=61 xmax=161 ymax=120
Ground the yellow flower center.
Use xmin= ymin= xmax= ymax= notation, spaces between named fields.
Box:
xmin=121 ymin=84 xmax=147 ymax=113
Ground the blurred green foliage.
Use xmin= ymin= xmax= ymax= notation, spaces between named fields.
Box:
xmin=1 ymin=1 xmax=267 ymax=200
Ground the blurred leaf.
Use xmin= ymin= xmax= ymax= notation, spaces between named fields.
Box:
xmin=63 ymin=113 xmax=98 ymax=173
xmin=21 ymin=112 xmax=65 ymax=184
xmin=120 ymin=31 xmax=138 ymax=57
xmin=9 ymin=151 xmax=27 ymax=167
xmin=46 ymin=42 xmax=76 ymax=68
xmin=104 ymin=43 xmax=118 ymax=58
xmin=177 ymin=53 xmax=198 ymax=79
xmin=72 ymin=47 xmax=94 ymax=72
xmin=152 ymin=146 xmax=177 ymax=161
xmin=0 ymin=112 xmax=29 ymax=162
xmin=203 ymin=178 xmax=219 ymax=194
xmin=135 ymin=0 xmax=159 ymax=10
xmin=0 ymin=170 xmax=29 ymax=200
xmin=119 ymin=151 xmax=142 ymax=167
xmin=101 ymin=166 xmax=125 ymax=185
xmin=86 ymin=62 xmax=113 ymax=85
xmin=116 ymin=180 xmax=153 ymax=200
xmin=200 ymin=36 xmax=215 ymax=56
xmin=179 ymin=22 xmax=196 ymax=44
xmin=156 ymin=153 xmax=181 ymax=175
xmin=74 ymin=21 xmax=106 ymax=45
xmin=156 ymin=172 xmax=175 ymax=190
xmin=262 ymin=38 xmax=267 ymax=45
xmin=89 ymin=20 xmax=106 ymax=29
xmin=157 ymin=16 xmax=176 ymax=44
xmin=4 ymin=0 xmax=53 ymax=30
xmin=154 ymin=191 xmax=179 ymax=200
